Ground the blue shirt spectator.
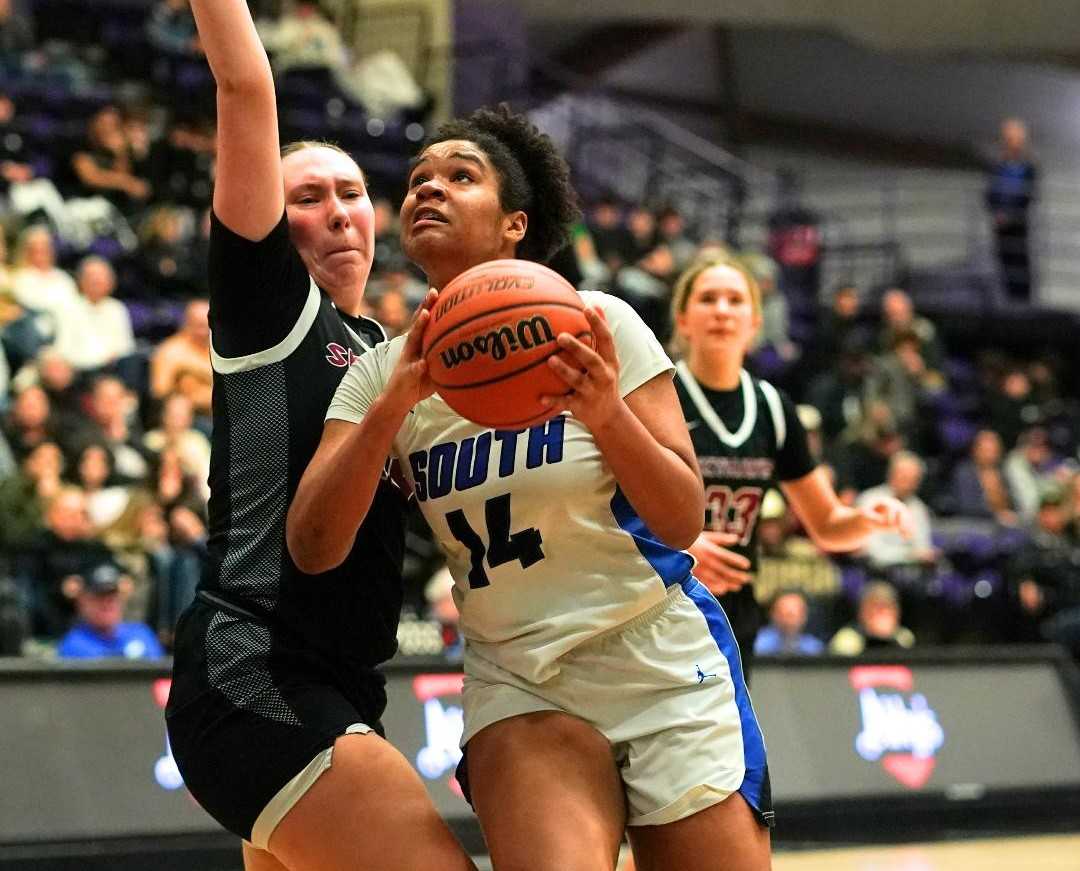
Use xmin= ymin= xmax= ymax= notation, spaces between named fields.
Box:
xmin=56 ymin=561 xmax=164 ymax=659
xmin=753 ymin=590 xmax=824 ymax=656
xmin=58 ymin=620 xmax=164 ymax=659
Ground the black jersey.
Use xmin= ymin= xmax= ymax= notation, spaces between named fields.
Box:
xmin=201 ymin=212 xmax=407 ymax=673
xmin=674 ymin=362 xmax=816 ymax=574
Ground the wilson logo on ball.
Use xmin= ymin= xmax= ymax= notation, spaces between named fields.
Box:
xmin=421 ymin=259 xmax=593 ymax=429
xmin=438 ymin=316 xmax=556 ymax=369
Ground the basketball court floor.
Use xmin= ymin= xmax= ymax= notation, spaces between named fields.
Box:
xmin=468 ymin=834 xmax=1080 ymax=871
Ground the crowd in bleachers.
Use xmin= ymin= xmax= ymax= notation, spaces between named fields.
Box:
xmin=1 ymin=0 xmax=1078 ymax=664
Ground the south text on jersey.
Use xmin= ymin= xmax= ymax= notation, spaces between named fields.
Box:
xmin=408 ymin=417 xmax=566 ymax=503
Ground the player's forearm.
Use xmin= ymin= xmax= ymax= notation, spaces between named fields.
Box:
xmin=808 ymin=504 xmax=874 ymax=552
xmin=189 ymin=0 xmax=273 ymax=93
xmin=591 ymin=403 xmax=705 ymax=550
xmin=287 ymin=398 xmax=411 ymax=574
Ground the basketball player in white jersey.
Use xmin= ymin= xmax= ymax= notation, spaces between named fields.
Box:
xmin=289 ymin=108 xmax=771 ymax=870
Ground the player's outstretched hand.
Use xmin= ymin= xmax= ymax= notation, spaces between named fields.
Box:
xmin=540 ymin=307 xmax=621 ymax=431
xmin=859 ymin=496 xmax=913 ymax=540
xmin=688 ymin=530 xmax=753 ymax=597
xmin=386 ymin=289 xmax=438 ymax=410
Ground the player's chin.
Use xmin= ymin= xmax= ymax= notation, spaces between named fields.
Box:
xmin=402 ymin=231 xmax=452 ymax=269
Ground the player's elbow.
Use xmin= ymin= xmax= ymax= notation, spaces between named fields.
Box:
xmin=286 ymin=513 xmax=347 ymax=576
xmin=658 ymin=493 xmax=707 ymax=552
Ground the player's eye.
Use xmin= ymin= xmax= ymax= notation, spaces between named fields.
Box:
xmin=453 ymin=170 xmax=474 ymax=182
xmin=410 ymin=173 xmax=428 ymax=187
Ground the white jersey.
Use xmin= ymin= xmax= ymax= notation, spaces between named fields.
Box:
xmin=327 ymin=291 xmax=689 ymax=683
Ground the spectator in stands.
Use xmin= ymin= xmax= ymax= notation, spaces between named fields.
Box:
xmin=950 ymin=429 xmax=1018 ymax=524
xmin=18 ymin=486 xmax=116 ymax=637
xmin=586 ymin=195 xmax=632 ymax=273
xmin=986 ymin=366 xmax=1039 ymax=450
xmin=371 ymin=196 xmax=404 ymax=273
xmin=1009 ymin=489 xmax=1080 ymax=655
xmin=767 ymin=169 xmax=821 ymax=299
xmin=753 ymin=590 xmax=824 ymax=656
xmin=829 ymin=580 xmax=915 ymax=654
xmin=746 ymin=251 xmax=798 ymax=374
xmin=72 ymin=442 xmax=138 ymax=534
xmin=0 ymin=0 xmax=34 ymax=61
xmin=1004 ymin=427 xmax=1061 ymax=523
xmin=146 ymin=0 xmax=202 ymax=56
xmin=149 ymin=298 xmax=212 ymax=427
xmin=84 ymin=376 xmax=149 ymax=482
xmin=71 ymin=106 xmax=153 ymax=215
xmin=25 ymin=349 xmax=83 ymax=427
xmin=2 ymin=384 xmax=63 ymax=462
xmin=373 ymin=288 xmax=410 ymax=340
xmin=613 ymin=243 xmax=675 ymax=335
xmin=0 ymin=440 xmax=63 ymax=553
xmin=135 ymin=499 xmax=198 ymax=648
xmin=0 ymin=93 xmax=49 ymax=203
xmin=624 ymin=203 xmax=658 ymax=263
xmin=655 ymin=204 xmax=697 ymax=271
xmin=423 ymin=564 xmax=462 ymax=661
xmin=367 ymin=257 xmax=426 ymax=311
xmin=878 ymin=288 xmax=944 ymax=371
xmin=870 ymin=331 xmax=946 ymax=451
xmin=139 ymin=206 xmax=199 ymax=298
xmin=986 ymin=118 xmax=1037 ymax=302
xmin=57 ymin=560 xmax=163 ymax=659
xmin=808 ymin=332 xmax=873 ymax=443
xmin=811 ymin=282 xmax=863 ymax=372
xmin=754 ymin=488 xmax=842 ymax=612
xmin=859 ymin=451 xmax=937 ymax=571
xmin=147 ymin=115 xmax=215 ymax=210
xmin=143 ymin=393 xmax=210 ymax=500
xmin=149 ymin=444 xmax=205 ymax=517
xmin=10 ymin=226 xmax=79 ymax=327
xmin=256 ymin=0 xmax=349 ymax=90
xmin=53 ymin=257 xmax=136 ymax=375
xmin=831 ymin=403 xmax=905 ymax=496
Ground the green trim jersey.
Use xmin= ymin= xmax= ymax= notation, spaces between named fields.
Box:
xmin=327 ymin=291 xmax=687 ymax=684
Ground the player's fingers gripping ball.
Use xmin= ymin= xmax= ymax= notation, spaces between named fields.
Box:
xmin=421 ymin=259 xmax=594 ymax=428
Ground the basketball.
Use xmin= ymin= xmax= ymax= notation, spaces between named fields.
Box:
xmin=422 ymin=259 xmax=593 ymax=429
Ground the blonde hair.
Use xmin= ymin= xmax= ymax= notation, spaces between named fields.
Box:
xmin=668 ymin=253 xmax=762 ymax=355
xmin=281 ymin=140 xmax=365 ymax=180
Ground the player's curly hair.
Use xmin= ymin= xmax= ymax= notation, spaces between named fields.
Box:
xmin=420 ymin=104 xmax=580 ymax=264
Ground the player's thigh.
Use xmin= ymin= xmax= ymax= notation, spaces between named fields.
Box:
xmin=242 ymin=841 xmax=291 ymax=871
xmin=467 ymin=710 xmax=626 ymax=871
xmin=267 ymin=732 xmax=477 ymax=871
xmin=627 ymin=791 xmax=771 ymax=871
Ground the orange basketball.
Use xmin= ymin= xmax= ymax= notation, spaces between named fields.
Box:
xmin=422 ymin=259 xmax=593 ymax=429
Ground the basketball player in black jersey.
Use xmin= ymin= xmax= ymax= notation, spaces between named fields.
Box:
xmin=671 ymin=254 xmax=912 ymax=682
xmin=164 ymin=2 xmax=476 ymax=869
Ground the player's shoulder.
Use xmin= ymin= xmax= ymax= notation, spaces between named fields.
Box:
xmin=578 ymin=289 xmax=637 ymax=320
xmin=360 ymin=332 xmax=408 ymax=373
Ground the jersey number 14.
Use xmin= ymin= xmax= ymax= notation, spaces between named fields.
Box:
xmin=446 ymin=494 xmax=545 ymax=589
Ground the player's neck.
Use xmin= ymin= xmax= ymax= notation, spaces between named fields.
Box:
xmin=687 ymin=348 xmax=742 ymax=391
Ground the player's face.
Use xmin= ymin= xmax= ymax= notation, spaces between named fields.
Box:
xmin=676 ymin=265 xmax=761 ymax=359
xmin=400 ymin=139 xmax=526 ymax=289
xmin=283 ymin=147 xmax=374 ymax=300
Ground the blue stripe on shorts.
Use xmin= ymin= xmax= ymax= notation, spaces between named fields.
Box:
xmin=681 ymin=576 xmax=770 ymax=816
